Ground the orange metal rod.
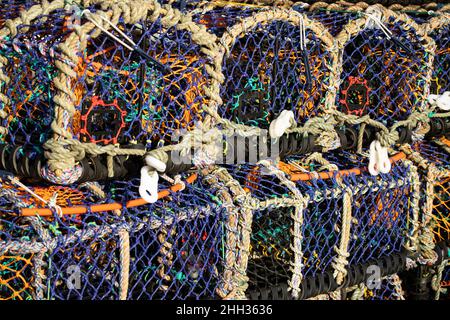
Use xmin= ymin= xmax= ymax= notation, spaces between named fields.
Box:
xmin=20 ymin=173 xmax=198 ymax=217
xmin=288 ymin=152 xmax=406 ymax=182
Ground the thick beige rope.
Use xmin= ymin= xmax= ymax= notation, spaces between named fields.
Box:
xmin=419 ymin=164 xmax=440 ymax=264
xmin=202 ymin=167 xmax=240 ymax=299
xmin=258 ymin=159 xmax=309 ymax=299
xmin=329 ymin=288 xmax=343 ymax=300
xmin=350 ymin=282 xmax=366 ymax=300
xmin=388 ymin=274 xmax=405 ymax=300
xmin=332 ymin=183 xmax=352 ymax=285
xmin=431 ymin=260 xmax=448 ymax=300
xmin=309 ymin=1 xmax=450 ymax=13
xmin=403 ymin=158 xmax=421 ymax=255
xmin=307 ymin=293 xmax=330 ymax=300
xmin=425 ymin=13 xmax=450 ymax=37
xmin=206 ymin=0 xmax=294 ymax=7
xmin=118 ymin=228 xmax=130 ymax=300
xmin=210 ymin=166 xmax=253 ymax=299
xmin=157 ymin=226 xmax=176 ymax=292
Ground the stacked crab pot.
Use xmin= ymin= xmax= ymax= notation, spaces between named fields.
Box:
xmin=0 ymin=0 xmax=246 ymax=300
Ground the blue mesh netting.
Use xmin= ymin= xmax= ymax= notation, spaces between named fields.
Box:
xmin=345 ymin=164 xmax=413 ymax=265
xmin=412 ymin=140 xmax=450 ymax=169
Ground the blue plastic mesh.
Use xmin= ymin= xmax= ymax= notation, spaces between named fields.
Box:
xmin=412 ymin=141 xmax=450 ymax=169
xmin=346 ymin=164 xmax=413 ymax=265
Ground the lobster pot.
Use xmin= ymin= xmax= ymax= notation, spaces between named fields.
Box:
xmin=223 ymin=150 xmax=418 ymax=300
xmin=334 ymin=6 xmax=433 ymax=129
xmin=409 ymin=140 xmax=449 ymax=258
xmin=64 ymin=11 xmax=213 ymax=150
xmin=287 ymin=151 xmax=418 ymax=266
xmin=399 ymin=139 xmax=450 ymax=299
xmin=0 ymin=175 xmax=107 ymax=300
xmin=418 ymin=140 xmax=450 ymax=300
xmin=407 ymin=15 xmax=450 ymax=215
xmin=241 ymin=171 xmax=344 ymax=300
xmin=0 ymin=2 xmax=130 ymax=183
xmin=0 ymin=2 xmax=216 ymax=185
xmin=299 ymin=156 xmax=416 ymax=299
xmin=0 ymin=165 xmax=101 ymax=300
xmin=219 ymin=162 xmax=330 ymax=300
xmin=216 ymin=9 xmax=335 ymax=129
xmin=0 ymin=173 xmax=239 ymax=300
xmin=416 ymin=16 xmax=450 ymax=248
